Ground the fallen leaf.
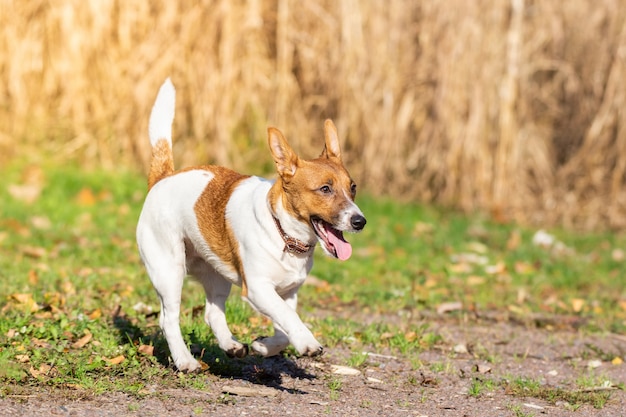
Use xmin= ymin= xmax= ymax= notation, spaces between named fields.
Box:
xmin=15 ymin=354 xmax=30 ymax=363
xmin=32 ymin=338 xmax=52 ymax=349
xmin=76 ymin=188 xmax=97 ymax=206
xmin=485 ymin=262 xmax=506 ymax=275
xmin=514 ymin=261 xmax=535 ymax=274
xmin=106 ymin=355 xmax=125 ymax=365
xmin=413 ymin=221 xmax=434 ymax=235
xmin=137 ymin=344 xmax=154 ymax=356
xmin=571 ymin=298 xmax=585 ymax=313
xmin=44 ymin=292 xmax=65 ymax=308
xmin=451 ymin=253 xmax=488 ymax=266
xmin=9 ymin=293 xmax=40 ymax=312
xmin=467 ymin=241 xmax=488 ymax=254
xmin=29 ymin=364 xmax=53 ymax=378
xmin=88 ymin=309 xmax=102 ymax=320
xmin=30 ymin=216 xmax=51 ymax=230
xmin=28 ymin=270 xmax=39 ymax=285
xmin=404 ymin=331 xmax=418 ymax=342
xmin=449 ymin=263 xmax=473 ymax=273
xmin=612 ymin=249 xmax=625 ymax=262
xmin=612 ymin=357 xmax=623 ymax=365
xmin=8 ymin=184 xmax=42 ymax=204
xmin=20 ymin=246 xmax=47 ymax=259
xmin=466 ymin=275 xmax=485 ymax=286
xmin=424 ymin=277 xmax=438 ymax=288
xmin=71 ymin=332 xmax=92 ymax=349
xmin=506 ymin=230 xmax=521 ymax=250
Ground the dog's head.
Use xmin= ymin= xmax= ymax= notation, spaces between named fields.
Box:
xmin=268 ymin=120 xmax=366 ymax=260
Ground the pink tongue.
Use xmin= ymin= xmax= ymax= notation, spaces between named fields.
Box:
xmin=327 ymin=228 xmax=352 ymax=261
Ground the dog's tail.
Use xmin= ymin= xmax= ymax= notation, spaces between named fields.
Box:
xmin=147 ymin=78 xmax=176 ymax=189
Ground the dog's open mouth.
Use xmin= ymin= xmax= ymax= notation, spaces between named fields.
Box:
xmin=311 ymin=217 xmax=352 ymax=261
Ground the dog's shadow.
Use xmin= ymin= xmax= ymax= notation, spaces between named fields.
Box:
xmin=112 ymin=309 xmax=314 ymax=394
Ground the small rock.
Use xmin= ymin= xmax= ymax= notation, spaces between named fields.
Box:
xmin=437 ymin=302 xmax=463 ymax=315
xmin=222 ymin=384 xmax=278 ymax=397
xmin=453 ymin=343 xmax=468 ymax=354
xmin=331 ymin=365 xmax=361 ymax=376
xmin=473 ymin=363 xmax=491 ymax=374
xmin=587 ymin=359 xmax=602 ymax=369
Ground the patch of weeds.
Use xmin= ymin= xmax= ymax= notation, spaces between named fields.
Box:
xmin=396 ymin=398 xmax=411 ymax=408
xmin=467 ymin=377 xmax=497 ymax=398
xmin=503 ymin=376 xmax=612 ymax=410
xmin=582 ymin=343 xmax=619 ymax=362
xmin=506 ymin=403 xmax=534 ymax=417
xmin=347 ymin=352 xmax=369 ymax=368
xmin=327 ymin=377 xmax=343 ymax=401
xmin=316 ymin=318 xmax=359 ymax=348
xmin=429 ymin=361 xmax=445 ymax=373
xmin=217 ymin=393 xmax=236 ymax=405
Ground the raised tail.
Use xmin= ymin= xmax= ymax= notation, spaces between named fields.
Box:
xmin=147 ymin=78 xmax=176 ymax=189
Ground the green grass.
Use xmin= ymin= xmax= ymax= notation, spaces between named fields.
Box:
xmin=1 ymin=163 xmax=626 ymax=398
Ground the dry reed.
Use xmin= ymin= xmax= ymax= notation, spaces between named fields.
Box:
xmin=1 ymin=0 xmax=625 ymax=229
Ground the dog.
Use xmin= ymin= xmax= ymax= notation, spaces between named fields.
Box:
xmin=136 ymin=78 xmax=366 ymax=372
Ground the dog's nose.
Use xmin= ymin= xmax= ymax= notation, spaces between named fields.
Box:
xmin=351 ymin=214 xmax=366 ymax=231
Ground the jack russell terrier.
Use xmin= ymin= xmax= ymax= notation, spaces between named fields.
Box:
xmin=136 ymin=79 xmax=366 ymax=372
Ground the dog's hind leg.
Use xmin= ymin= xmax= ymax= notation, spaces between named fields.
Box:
xmin=190 ymin=262 xmax=248 ymax=358
xmin=139 ymin=235 xmax=201 ymax=372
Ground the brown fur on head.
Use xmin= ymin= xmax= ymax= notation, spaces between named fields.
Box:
xmin=267 ymin=120 xmax=358 ymax=227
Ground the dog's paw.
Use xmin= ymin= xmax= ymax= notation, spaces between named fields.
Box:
xmin=292 ymin=339 xmax=324 ymax=357
xmin=175 ymin=358 xmax=202 ymax=373
xmin=250 ymin=336 xmax=289 ymax=357
xmin=300 ymin=344 xmax=324 ymax=357
xmin=225 ymin=343 xmax=249 ymax=358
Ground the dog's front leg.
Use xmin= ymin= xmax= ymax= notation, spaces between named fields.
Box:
xmin=246 ymin=283 xmax=323 ymax=357
xmin=250 ymin=289 xmax=297 ymax=356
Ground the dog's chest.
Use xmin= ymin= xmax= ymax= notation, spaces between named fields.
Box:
xmin=271 ymin=253 xmax=313 ymax=294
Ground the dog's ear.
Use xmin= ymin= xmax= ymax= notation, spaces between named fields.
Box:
xmin=320 ymin=119 xmax=342 ymax=160
xmin=268 ymin=127 xmax=299 ymax=180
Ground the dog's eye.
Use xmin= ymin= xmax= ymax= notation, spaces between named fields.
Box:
xmin=350 ymin=182 xmax=357 ymax=196
xmin=319 ymin=185 xmax=332 ymax=194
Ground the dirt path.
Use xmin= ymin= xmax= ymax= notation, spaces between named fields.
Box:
xmin=2 ymin=320 xmax=625 ymax=416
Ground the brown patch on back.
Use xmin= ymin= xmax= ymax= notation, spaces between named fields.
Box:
xmin=194 ymin=166 xmax=251 ymax=296
xmin=148 ymin=139 xmax=175 ymax=189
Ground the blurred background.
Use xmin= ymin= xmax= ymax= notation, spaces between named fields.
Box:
xmin=1 ymin=0 xmax=625 ymax=230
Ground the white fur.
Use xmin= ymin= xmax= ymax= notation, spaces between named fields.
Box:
xmin=137 ymin=80 xmax=365 ymax=372
xmin=137 ymin=171 xmax=323 ymax=371
xmin=148 ymin=78 xmax=176 ymax=146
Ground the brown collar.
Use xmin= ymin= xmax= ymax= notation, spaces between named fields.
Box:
xmin=271 ymin=215 xmax=314 ymax=254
